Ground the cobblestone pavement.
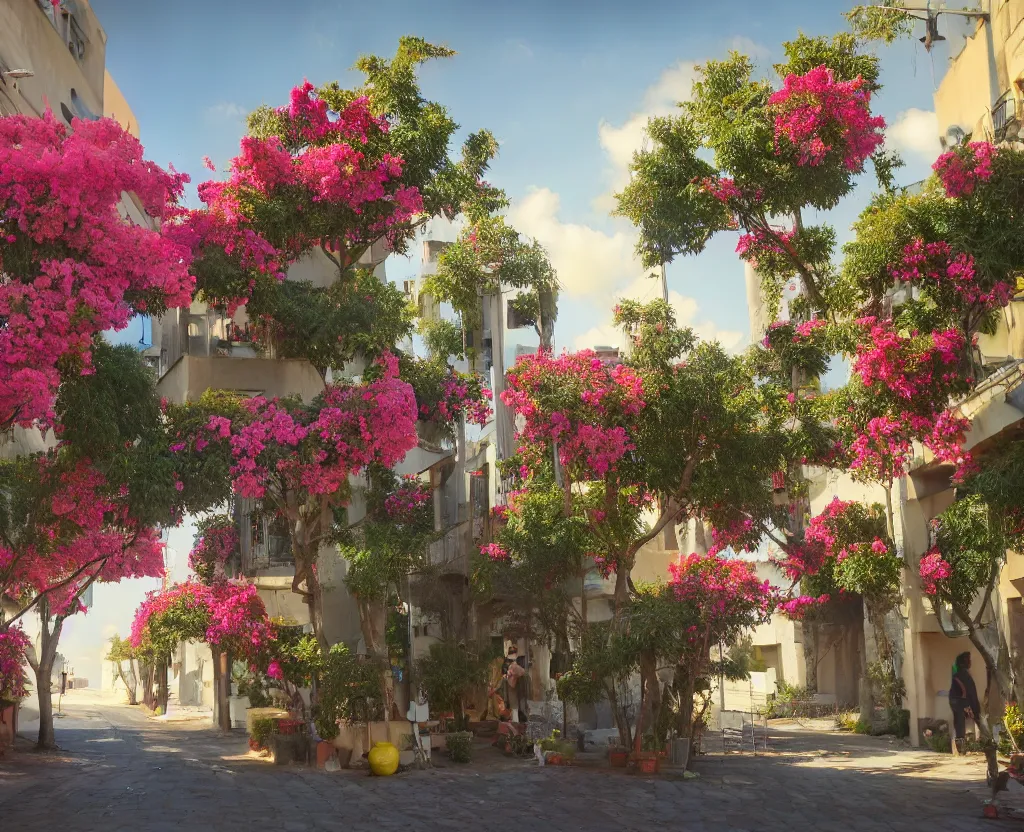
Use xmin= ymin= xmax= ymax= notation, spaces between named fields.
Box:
xmin=0 ymin=696 xmax=1017 ymax=831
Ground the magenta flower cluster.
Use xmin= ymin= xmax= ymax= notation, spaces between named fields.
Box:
xmin=918 ymin=547 xmax=953 ymax=596
xmin=933 ymin=142 xmax=995 ymax=198
xmin=768 ymin=65 xmax=885 ymax=171
xmin=0 ymin=625 xmax=31 ymax=701
xmin=0 ymin=112 xmax=194 ymax=428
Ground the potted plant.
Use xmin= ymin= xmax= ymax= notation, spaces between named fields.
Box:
xmin=250 ymin=717 xmax=275 ymax=753
xmin=314 ymin=706 xmax=340 ymax=768
xmin=539 ymin=729 xmax=576 ymax=766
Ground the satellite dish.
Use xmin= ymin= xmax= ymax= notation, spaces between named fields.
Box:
xmin=945 ymin=125 xmax=967 ymax=148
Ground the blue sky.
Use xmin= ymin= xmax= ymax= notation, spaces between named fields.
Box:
xmin=72 ymin=0 xmax=955 ymax=685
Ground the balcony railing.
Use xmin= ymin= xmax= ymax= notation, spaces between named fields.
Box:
xmin=993 ymin=93 xmax=1019 ymax=142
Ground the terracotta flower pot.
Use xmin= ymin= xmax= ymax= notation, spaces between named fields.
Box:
xmin=316 ymin=740 xmax=336 ymax=768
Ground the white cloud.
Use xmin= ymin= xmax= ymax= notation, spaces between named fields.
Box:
xmin=205 ymin=102 xmax=246 ymax=122
xmin=596 ymin=61 xmax=699 ymax=199
xmin=509 ymin=187 xmax=641 ymax=299
xmin=728 ymin=36 xmax=771 ymax=60
xmin=887 ymin=108 xmax=941 ymax=161
xmin=510 ymin=60 xmax=743 ymax=356
xmin=572 ymin=275 xmax=744 ymax=353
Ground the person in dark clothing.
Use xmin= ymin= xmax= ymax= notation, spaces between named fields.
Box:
xmin=949 ymin=651 xmax=981 ymax=753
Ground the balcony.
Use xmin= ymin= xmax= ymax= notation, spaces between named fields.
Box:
xmin=427 ymin=521 xmax=472 ymax=576
xmin=992 ymin=93 xmax=1021 ymax=143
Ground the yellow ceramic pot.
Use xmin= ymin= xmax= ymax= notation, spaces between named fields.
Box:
xmin=368 ymin=741 xmax=399 ymax=776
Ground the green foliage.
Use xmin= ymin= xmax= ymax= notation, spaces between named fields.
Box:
xmin=416 ymin=641 xmax=489 ymax=717
xmin=105 ymin=634 xmax=135 ymax=663
xmin=445 ymin=730 xmax=473 ymax=763
xmin=341 ymin=468 xmax=436 ymax=608
xmin=925 ymin=728 xmax=954 ymax=753
xmin=427 ymin=216 xmax=557 ymax=326
xmin=556 ymin=622 xmax=634 ymax=707
xmin=419 ymin=318 xmax=465 ymax=361
xmin=505 ymin=732 xmax=534 ymax=757
xmin=481 ymin=473 xmax=590 ymax=633
xmin=246 ymin=270 xmax=414 ymax=376
xmin=965 ymin=441 xmax=1024 ymax=551
xmin=1000 ymin=702 xmax=1024 ymax=755
xmin=317 ymin=643 xmax=385 ymax=729
xmin=845 ymin=2 xmax=916 ymax=45
xmin=934 ymin=495 xmax=1005 ymax=614
xmin=164 ymin=390 xmax=247 ymax=515
xmin=538 ymin=729 xmax=576 ymax=758
xmin=250 ymin=717 xmax=276 ymax=748
xmin=614 ymin=114 xmax=725 ymax=268
xmin=273 ymin=627 xmax=322 ymax=690
xmin=853 ymin=718 xmax=873 ymax=735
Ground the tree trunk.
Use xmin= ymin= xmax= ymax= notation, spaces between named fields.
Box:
xmin=213 ymin=646 xmax=231 ymax=731
xmin=139 ymin=659 xmax=156 ymax=710
xmin=967 ymin=625 xmax=1009 ymax=784
xmin=538 ymin=285 xmax=556 ymax=352
xmin=126 ymin=659 xmax=139 ymax=706
xmin=356 ymin=596 xmax=392 ymax=732
xmin=28 ymin=603 xmax=65 ymax=750
xmin=290 ymin=523 xmax=328 ymax=652
xmin=157 ymin=655 xmax=169 ymax=715
xmin=640 ymin=649 xmax=661 ymax=743
xmin=606 ymin=680 xmax=632 ymax=749
xmin=802 ymin=622 xmax=819 ymax=695
xmin=673 ymin=666 xmax=697 ymax=766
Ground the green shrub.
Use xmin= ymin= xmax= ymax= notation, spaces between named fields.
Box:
xmin=506 ymin=733 xmax=533 ymax=757
xmin=446 ymin=730 xmax=473 ymax=763
xmin=538 ymin=729 xmax=576 ymax=758
xmin=317 ymin=644 xmax=385 ymax=729
xmin=251 ymin=717 xmax=276 ymax=748
xmin=1000 ymin=703 xmax=1024 ymax=756
xmin=416 ymin=641 xmax=489 ymax=719
xmin=852 ymin=719 xmax=873 ymax=735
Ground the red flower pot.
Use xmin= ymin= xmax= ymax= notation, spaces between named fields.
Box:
xmin=248 ymin=738 xmax=261 ymax=752
xmin=638 ymin=756 xmax=659 ymax=775
xmin=609 ymin=750 xmax=629 ymax=768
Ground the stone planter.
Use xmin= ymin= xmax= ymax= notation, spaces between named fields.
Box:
xmin=332 ymin=721 xmax=406 ymax=768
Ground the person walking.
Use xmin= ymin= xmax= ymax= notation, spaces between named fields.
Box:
xmin=950 ymin=651 xmax=981 ymax=754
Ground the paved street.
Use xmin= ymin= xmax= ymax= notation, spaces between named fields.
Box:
xmin=0 ymin=694 xmax=1015 ymax=831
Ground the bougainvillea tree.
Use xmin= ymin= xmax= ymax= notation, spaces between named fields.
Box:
xmin=130 ymin=578 xmax=274 ymax=714
xmin=171 ymin=38 xmax=503 ymax=381
xmin=615 ymin=27 xmax=1024 ymax=729
xmin=339 ymin=467 xmax=437 ymax=728
xmin=188 ymin=515 xmax=239 ymax=585
xmin=0 ymin=112 xmax=193 ymax=430
xmin=494 ymin=299 xmax=799 ymax=746
xmin=0 ymin=341 xmax=193 ymax=747
xmin=168 ymin=355 xmax=418 ymax=649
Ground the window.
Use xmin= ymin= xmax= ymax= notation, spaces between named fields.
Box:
xmin=68 ymin=16 xmax=86 ymax=61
